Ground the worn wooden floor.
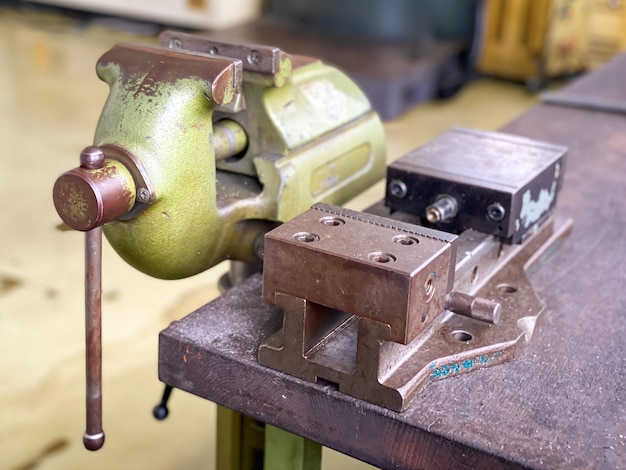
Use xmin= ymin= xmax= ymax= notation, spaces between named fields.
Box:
xmin=0 ymin=8 xmax=537 ymax=470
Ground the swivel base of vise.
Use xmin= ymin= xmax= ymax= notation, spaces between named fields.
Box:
xmin=259 ymin=204 xmax=572 ymax=411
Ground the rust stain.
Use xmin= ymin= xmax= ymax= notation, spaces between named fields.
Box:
xmin=183 ymin=345 xmax=190 ymax=364
xmin=98 ymin=43 xmax=236 ymax=92
xmin=12 ymin=438 xmax=69 ymax=470
xmin=1 ymin=275 xmax=23 ymax=295
xmin=133 ymin=73 xmax=158 ymax=99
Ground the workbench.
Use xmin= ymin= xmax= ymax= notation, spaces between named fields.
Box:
xmin=158 ymin=55 xmax=626 ymax=469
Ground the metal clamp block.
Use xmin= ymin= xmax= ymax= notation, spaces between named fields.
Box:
xmin=260 ymin=203 xmax=457 ymax=410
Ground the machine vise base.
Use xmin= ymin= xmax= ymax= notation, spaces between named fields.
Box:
xmin=259 ymin=204 xmax=572 ymax=411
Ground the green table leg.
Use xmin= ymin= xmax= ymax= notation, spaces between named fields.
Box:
xmin=264 ymin=424 xmax=322 ymax=470
xmin=216 ymin=406 xmax=265 ymax=470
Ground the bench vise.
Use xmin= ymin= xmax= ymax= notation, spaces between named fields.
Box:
xmin=53 ymin=31 xmax=385 ymax=279
xmin=52 ymin=32 xmax=386 ymax=450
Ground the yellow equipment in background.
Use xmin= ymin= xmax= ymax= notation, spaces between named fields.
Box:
xmin=476 ymin=0 xmax=591 ymax=85
xmin=587 ymin=0 xmax=626 ymax=68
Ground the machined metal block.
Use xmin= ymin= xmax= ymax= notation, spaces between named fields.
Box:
xmin=262 ymin=203 xmax=457 ymax=345
xmin=385 ymin=128 xmax=567 ymax=243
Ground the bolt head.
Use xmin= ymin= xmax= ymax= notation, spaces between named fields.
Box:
xmin=169 ymin=38 xmax=182 ymax=49
xmin=137 ymin=188 xmax=151 ymax=202
xmin=389 ymin=180 xmax=408 ymax=199
xmin=486 ymin=202 xmax=506 ymax=222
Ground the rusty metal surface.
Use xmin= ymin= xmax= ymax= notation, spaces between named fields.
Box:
xmin=98 ymin=42 xmax=242 ymax=106
xmin=386 ymin=128 xmax=567 ymax=243
xmin=262 ymin=204 xmax=456 ymax=345
xmin=53 ymin=148 xmax=137 ymax=232
xmin=158 ymin=31 xmax=295 ymax=86
xmin=158 ymin=272 xmax=525 ymax=470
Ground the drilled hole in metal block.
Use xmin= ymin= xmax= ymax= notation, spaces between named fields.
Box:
xmin=424 ymin=272 xmax=437 ymax=302
xmin=319 ymin=216 xmax=345 ymax=226
xmin=425 ymin=278 xmax=434 ymax=295
xmin=497 ymin=284 xmax=518 ymax=295
xmin=368 ymin=252 xmax=396 ymax=263
xmin=470 ymin=266 xmax=479 ymax=284
xmin=392 ymin=234 xmax=419 ymax=245
xmin=293 ymin=232 xmax=319 ymax=243
xmin=451 ymin=330 xmax=473 ymax=342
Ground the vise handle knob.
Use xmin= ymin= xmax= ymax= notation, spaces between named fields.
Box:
xmin=52 ymin=146 xmax=136 ymax=232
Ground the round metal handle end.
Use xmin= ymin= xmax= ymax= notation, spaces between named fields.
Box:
xmin=83 ymin=431 xmax=105 ymax=451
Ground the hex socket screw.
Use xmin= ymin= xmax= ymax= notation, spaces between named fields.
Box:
xmin=389 ymin=180 xmax=408 ymax=199
xmin=486 ymin=202 xmax=506 ymax=222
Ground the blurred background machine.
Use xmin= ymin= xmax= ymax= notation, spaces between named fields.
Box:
xmin=475 ymin=0 xmax=626 ymax=86
xmin=21 ymin=0 xmax=626 ymax=113
xmin=25 ymin=0 xmax=478 ymax=119
xmin=475 ymin=0 xmax=591 ymax=88
xmin=19 ymin=0 xmax=626 ymax=110
xmin=22 ymin=0 xmax=264 ymax=30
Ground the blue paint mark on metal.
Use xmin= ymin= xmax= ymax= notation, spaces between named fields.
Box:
xmin=428 ymin=351 xmax=503 ymax=380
